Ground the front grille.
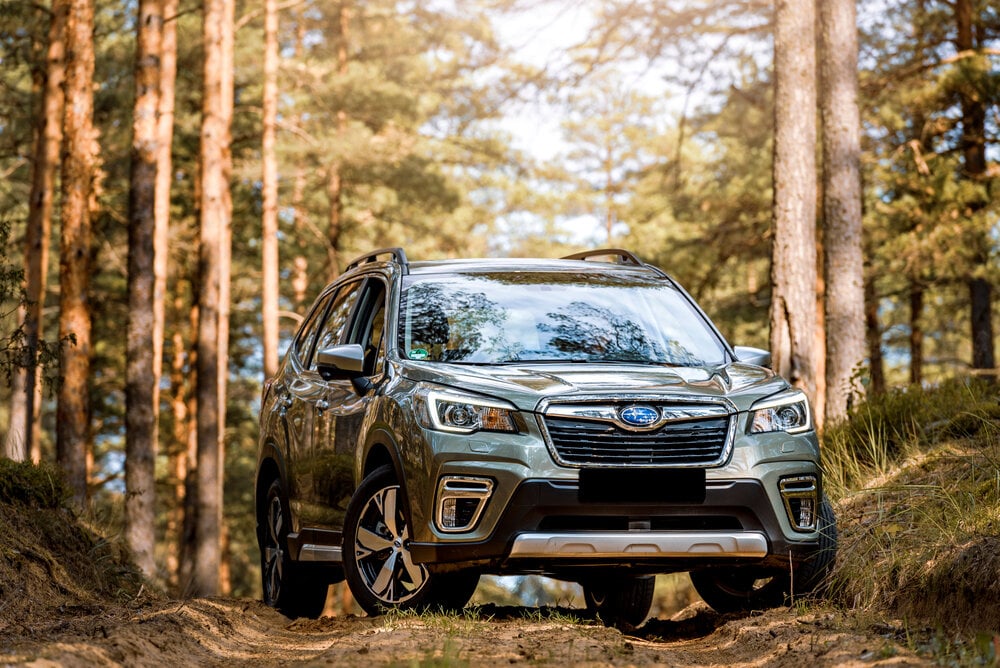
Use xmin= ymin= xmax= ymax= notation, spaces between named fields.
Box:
xmin=543 ymin=414 xmax=731 ymax=466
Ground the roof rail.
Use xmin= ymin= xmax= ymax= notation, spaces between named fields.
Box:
xmin=343 ymin=247 xmax=409 ymax=274
xmin=561 ymin=248 xmax=645 ymax=267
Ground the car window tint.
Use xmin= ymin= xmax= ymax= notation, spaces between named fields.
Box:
xmin=311 ymin=280 xmax=364 ymax=367
xmin=350 ymin=281 xmax=387 ymax=376
xmin=292 ymin=291 xmax=335 ymax=366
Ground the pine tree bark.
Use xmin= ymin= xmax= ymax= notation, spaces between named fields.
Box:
xmin=909 ymin=282 xmax=923 ymax=386
xmin=261 ymin=0 xmax=279 ymax=379
xmin=5 ymin=1 xmax=65 ymax=463
xmin=325 ymin=2 xmax=351 ymax=282
xmin=769 ymin=0 xmax=817 ymax=407
xmin=178 ymin=297 xmax=199 ymax=594
xmin=194 ymin=0 xmax=234 ymax=596
xmin=955 ymin=0 xmax=995 ymax=377
xmin=57 ymin=0 xmax=99 ymax=506
xmin=290 ymin=11 xmax=308 ymax=312
xmin=864 ymin=267 xmax=885 ymax=394
xmin=165 ymin=306 xmax=189 ymax=590
xmin=153 ymin=0 xmax=178 ymax=475
xmin=125 ymin=0 xmax=162 ymax=579
xmin=819 ymin=0 xmax=866 ymax=422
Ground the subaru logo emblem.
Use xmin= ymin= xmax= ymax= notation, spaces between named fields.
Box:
xmin=619 ymin=405 xmax=660 ymax=428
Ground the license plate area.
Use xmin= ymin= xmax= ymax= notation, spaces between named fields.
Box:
xmin=578 ymin=468 xmax=706 ymax=504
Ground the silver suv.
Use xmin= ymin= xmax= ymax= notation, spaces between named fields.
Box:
xmin=255 ymin=248 xmax=837 ymax=624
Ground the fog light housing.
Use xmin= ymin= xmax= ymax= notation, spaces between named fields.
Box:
xmin=436 ymin=476 xmax=494 ymax=533
xmin=779 ymin=475 xmax=818 ymax=532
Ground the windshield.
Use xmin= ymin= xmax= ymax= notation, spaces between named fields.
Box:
xmin=397 ymin=271 xmax=728 ymax=366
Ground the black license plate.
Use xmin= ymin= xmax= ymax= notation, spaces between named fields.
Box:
xmin=578 ymin=468 xmax=706 ymax=504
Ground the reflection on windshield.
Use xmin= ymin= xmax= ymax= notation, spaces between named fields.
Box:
xmin=398 ymin=272 xmax=726 ymax=366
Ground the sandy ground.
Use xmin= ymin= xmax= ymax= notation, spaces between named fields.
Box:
xmin=0 ymin=598 xmax=930 ymax=667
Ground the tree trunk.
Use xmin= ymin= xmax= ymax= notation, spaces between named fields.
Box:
xmin=909 ymin=281 xmax=923 ymax=386
xmin=769 ymin=0 xmax=817 ymax=407
xmin=125 ymin=0 xmax=162 ymax=579
xmin=325 ymin=2 xmax=351 ymax=282
xmin=819 ymin=0 xmax=866 ymax=422
xmin=153 ymin=0 xmax=179 ymax=477
xmin=165 ymin=304 xmax=189 ymax=591
xmin=326 ymin=167 xmax=343 ymax=280
xmin=57 ymin=0 xmax=99 ymax=506
xmin=955 ymin=0 xmax=995 ymax=377
xmin=178 ymin=298 xmax=199 ymax=595
xmin=813 ymin=239 xmax=826 ymax=431
xmin=194 ymin=0 xmax=234 ymax=596
xmin=6 ymin=0 xmax=66 ymax=463
xmin=261 ymin=0 xmax=279 ymax=379
xmin=292 ymin=168 xmax=308 ymax=311
xmin=291 ymin=11 xmax=308 ymax=312
xmin=864 ymin=269 xmax=885 ymax=395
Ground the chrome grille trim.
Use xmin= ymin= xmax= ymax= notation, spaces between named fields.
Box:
xmin=537 ymin=395 xmax=736 ymax=468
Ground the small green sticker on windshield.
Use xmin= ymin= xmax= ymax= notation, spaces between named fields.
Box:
xmin=409 ymin=348 xmax=429 ymax=360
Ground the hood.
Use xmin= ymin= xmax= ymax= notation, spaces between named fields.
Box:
xmin=401 ymin=360 xmax=789 ymax=413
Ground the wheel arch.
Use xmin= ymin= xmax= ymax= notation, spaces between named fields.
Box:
xmin=360 ymin=425 xmax=404 ymax=481
xmin=255 ymin=442 xmax=286 ymax=528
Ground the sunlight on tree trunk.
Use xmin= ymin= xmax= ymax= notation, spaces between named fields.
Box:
xmin=819 ymin=0 xmax=866 ymax=422
xmin=153 ymin=0 xmax=179 ymax=479
xmin=57 ymin=0 xmax=99 ymax=507
xmin=261 ymin=0 xmax=279 ymax=380
xmin=194 ymin=0 xmax=234 ymax=596
xmin=769 ymin=0 xmax=817 ymax=408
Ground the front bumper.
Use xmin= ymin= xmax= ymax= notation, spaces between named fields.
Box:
xmin=507 ymin=530 xmax=768 ymax=559
xmin=409 ymin=477 xmax=822 ymax=575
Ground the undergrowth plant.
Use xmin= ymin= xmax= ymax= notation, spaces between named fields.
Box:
xmin=821 ymin=379 xmax=1000 ymax=499
xmin=820 ymin=379 xmax=1000 ymax=645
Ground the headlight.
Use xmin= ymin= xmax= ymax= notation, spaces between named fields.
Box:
xmin=414 ymin=385 xmax=519 ymax=434
xmin=748 ymin=390 xmax=812 ymax=434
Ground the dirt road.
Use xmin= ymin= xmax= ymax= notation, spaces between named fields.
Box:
xmin=2 ymin=597 xmax=928 ymax=667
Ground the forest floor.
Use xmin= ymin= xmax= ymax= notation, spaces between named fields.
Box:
xmin=2 ymin=594 xmax=931 ymax=667
xmin=5 ymin=393 xmax=1000 ymax=668
xmin=0 ymin=462 xmax=934 ymax=668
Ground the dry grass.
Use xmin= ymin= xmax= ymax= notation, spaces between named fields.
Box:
xmin=0 ymin=459 xmax=147 ymax=645
xmin=821 ymin=380 xmax=1000 ymax=636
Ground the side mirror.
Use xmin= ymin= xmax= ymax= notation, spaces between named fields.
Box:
xmin=315 ymin=344 xmax=365 ymax=380
xmin=733 ymin=345 xmax=771 ymax=369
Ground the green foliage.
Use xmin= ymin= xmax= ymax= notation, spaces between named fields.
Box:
xmin=0 ymin=220 xmax=66 ymax=386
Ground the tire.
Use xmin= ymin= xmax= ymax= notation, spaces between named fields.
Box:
xmin=690 ymin=494 xmax=839 ymax=614
xmin=689 ymin=567 xmax=789 ymax=613
xmin=792 ymin=495 xmax=838 ymax=594
xmin=345 ymin=465 xmax=477 ymax=615
xmin=426 ymin=570 xmax=481 ymax=612
xmin=260 ymin=478 xmax=329 ymax=619
xmin=583 ymin=575 xmax=655 ymax=627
